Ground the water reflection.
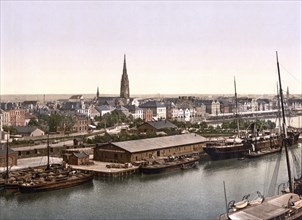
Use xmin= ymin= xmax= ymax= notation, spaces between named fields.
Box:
xmin=0 ymin=143 xmax=301 ymax=219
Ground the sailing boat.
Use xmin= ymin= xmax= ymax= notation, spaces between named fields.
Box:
xmin=203 ymin=78 xmax=249 ymax=160
xmin=243 ymin=84 xmax=283 ymax=158
xmin=203 ymin=78 xmax=283 ymax=160
xmin=4 ymin=134 xmax=94 ymax=193
xmin=219 ymin=52 xmax=302 ymax=219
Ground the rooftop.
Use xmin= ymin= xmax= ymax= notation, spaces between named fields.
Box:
xmin=108 ymin=133 xmax=206 ymax=153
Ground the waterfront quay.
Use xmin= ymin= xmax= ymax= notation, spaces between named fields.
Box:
xmin=0 ymin=156 xmax=139 ymax=178
xmin=71 ymin=161 xmax=138 ymax=178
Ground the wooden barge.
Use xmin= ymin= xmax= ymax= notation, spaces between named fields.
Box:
xmin=139 ymin=156 xmax=199 ymax=174
xmin=19 ymin=172 xmax=93 ymax=193
xmin=3 ymin=164 xmax=93 ymax=193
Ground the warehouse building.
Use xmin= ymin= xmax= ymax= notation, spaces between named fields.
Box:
xmin=93 ymin=133 xmax=207 ymax=163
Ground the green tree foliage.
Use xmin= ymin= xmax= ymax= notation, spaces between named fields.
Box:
xmin=28 ymin=119 xmax=39 ymax=127
xmin=35 ymin=114 xmax=75 ymax=133
xmin=2 ymin=125 xmax=17 ymax=135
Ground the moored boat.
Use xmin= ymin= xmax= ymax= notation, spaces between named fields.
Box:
xmin=139 ymin=155 xmax=199 ymax=174
xmin=203 ymin=137 xmax=249 ymax=160
xmin=18 ymin=169 xmax=93 ymax=193
xmin=218 ymin=52 xmax=302 ymax=220
xmin=243 ymin=146 xmax=282 ymax=158
xmin=3 ymin=136 xmax=94 ymax=193
xmin=4 ymin=164 xmax=94 ymax=193
xmin=219 ymin=193 xmax=302 ymax=220
xmin=0 ymin=179 xmax=4 ymax=190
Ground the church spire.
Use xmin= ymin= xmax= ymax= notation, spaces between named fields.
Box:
xmin=96 ymin=86 xmax=99 ymax=99
xmin=120 ymin=54 xmax=130 ymax=99
xmin=123 ymin=54 xmax=127 ymax=74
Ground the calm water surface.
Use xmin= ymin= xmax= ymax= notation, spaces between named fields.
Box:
xmin=1 ymin=144 xmax=301 ymax=220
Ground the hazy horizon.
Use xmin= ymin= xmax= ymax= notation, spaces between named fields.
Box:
xmin=0 ymin=93 xmax=293 ymax=102
xmin=1 ymin=1 xmax=301 ymax=95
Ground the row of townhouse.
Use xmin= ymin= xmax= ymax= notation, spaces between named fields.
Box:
xmin=0 ymin=108 xmax=27 ymax=126
xmin=1 ymin=94 xmax=301 ymax=137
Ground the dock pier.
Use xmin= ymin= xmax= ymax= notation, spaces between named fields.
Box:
xmin=71 ymin=161 xmax=139 ymax=178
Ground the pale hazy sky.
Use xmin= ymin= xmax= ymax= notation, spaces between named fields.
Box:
xmin=0 ymin=1 xmax=301 ymax=96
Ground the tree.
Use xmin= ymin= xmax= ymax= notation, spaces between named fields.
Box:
xmin=28 ymin=119 xmax=39 ymax=127
xmin=2 ymin=126 xmax=17 ymax=135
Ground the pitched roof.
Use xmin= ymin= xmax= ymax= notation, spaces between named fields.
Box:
xmin=108 ymin=133 xmax=207 ymax=153
xmin=95 ymin=105 xmax=116 ymax=112
xmin=115 ymin=106 xmax=129 ymax=112
xmin=124 ymin=105 xmax=143 ymax=112
xmin=13 ymin=126 xmax=41 ymax=134
xmin=145 ymin=120 xmax=177 ymax=130
xmin=69 ymin=95 xmax=83 ymax=100
xmin=0 ymin=145 xmax=17 ymax=155
xmin=62 ymin=102 xmax=82 ymax=110
xmin=140 ymin=101 xmax=166 ymax=108
xmin=73 ymin=151 xmax=89 ymax=158
xmin=23 ymin=101 xmax=38 ymax=105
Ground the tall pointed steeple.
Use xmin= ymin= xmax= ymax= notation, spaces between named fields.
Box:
xmin=96 ymin=86 xmax=100 ymax=99
xmin=120 ymin=54 xmax=130 ymax=99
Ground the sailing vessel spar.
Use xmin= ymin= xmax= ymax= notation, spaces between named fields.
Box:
xmin=219 ymin=52 xmax=302 ymax=220
xmin=203 ymin=78 xmax=286 ymax=160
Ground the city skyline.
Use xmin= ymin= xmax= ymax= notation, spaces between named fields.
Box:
xmin=0 ymin=1 xmax=301 ymax=96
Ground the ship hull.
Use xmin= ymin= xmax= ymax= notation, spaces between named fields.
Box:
xmin=19 ymin=174 xmax=93 ymax=193
xmin=203 ymin=144 xmax=247 ymax=160
xmin=244 ymin=147 xmax=282 ymax=158
xmin=139 ymin=157 xmax=199 ymax=174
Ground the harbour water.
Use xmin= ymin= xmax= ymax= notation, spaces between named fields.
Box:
xmin=1 ymin=144 xmax=301 ymax=219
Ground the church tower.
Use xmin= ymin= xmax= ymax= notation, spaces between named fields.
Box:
xmin=96 ymin=86 xmax=100 ymax=99
xmin=120 ymin=54 xmax=130 ymax=99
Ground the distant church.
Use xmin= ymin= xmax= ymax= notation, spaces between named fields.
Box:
xmin=120 ymin=54 xmax=130 ymax=99
xmin=95 ymin=55 xmax=130 ymax=106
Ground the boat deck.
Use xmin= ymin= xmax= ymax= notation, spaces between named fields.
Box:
xmin=225 ymin=193 xmax=302 ymax=220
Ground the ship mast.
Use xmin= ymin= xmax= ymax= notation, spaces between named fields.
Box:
xmin=276 ymin=83 xmax=282 ymax=134
xmin=46 ymin=134 xmax=50 ymax=170
xmin=234 ymin=77 xmax=240 ymax=137
xmin=6 ymin=133 xmax=9 ymax=181
xmin=276 ymin=51 xmax=292 ymax=192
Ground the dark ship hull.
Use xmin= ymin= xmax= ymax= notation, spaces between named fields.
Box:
xmin=203 ymin=143 xmax=247 ymax=160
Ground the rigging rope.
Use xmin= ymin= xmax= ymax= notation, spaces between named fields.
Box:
xmin=290 ymin=149 xmax=301 ymax=179
xmin=267 ymin=151 xmax=282 ymax=196
xmin=263 ymin=158 xmax=272 ymax=196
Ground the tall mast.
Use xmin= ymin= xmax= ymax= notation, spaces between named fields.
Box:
xmin=276 ymin=83 xmax=282 ymax=134
xmin=276 ymin=51 xmax=292 ymax=192
xmin=46 ymin=134 xmax=50 ymax=170
xmin=6 ymin=133 xmax=9 ymax=181
xmin=234 ymin=77 xmax=240 ymax=137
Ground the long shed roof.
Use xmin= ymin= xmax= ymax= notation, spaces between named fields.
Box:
xmin=110 ymin=133 xmax=206 ymax=153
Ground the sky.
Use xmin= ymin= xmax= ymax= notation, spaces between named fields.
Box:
xmin=0 ymin=1 xmax=301 ymax=96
